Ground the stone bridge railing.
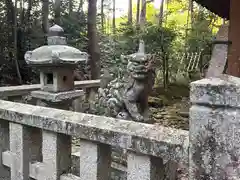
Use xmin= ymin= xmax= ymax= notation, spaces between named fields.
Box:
xmin=0 ymin=80 xmax=101 ymax=112
xmin=0 ymin=80 xmax=100 ymax=100
xmin=0 ymin=74 xmax=240 ymax=179
xmin=0 ymin=99 xmax=188 ymax=180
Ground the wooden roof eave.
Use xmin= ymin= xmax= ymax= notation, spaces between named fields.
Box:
xmin=194 ymin=0 xmax=230 ymax=20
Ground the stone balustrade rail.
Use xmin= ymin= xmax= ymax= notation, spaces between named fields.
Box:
xmin=0 ymin=80 xmax=101 ymax=98
xmin=1 ymin=75 xmax=239 ymax=179
xmin=0 ymin=99 xmax=188 ymax=180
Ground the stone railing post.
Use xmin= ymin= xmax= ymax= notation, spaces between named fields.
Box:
xmin=0 ymin=122 xmax=42 ymax=180
xmin=9 ymin=123 xmax=32 ymax=179
xmin=189 ymin=75 xmax=240 ymax=179
xmin=127 ymin=152 xmax=164 ymax=180
xmin=0 ymin=120 xmax=10 ymax=179
xmin=29 ymin=130 xmax=72 ymax=179
xmin=80 ymin=140 xmax=111 ymax=179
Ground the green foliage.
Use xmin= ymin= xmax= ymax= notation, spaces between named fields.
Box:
xmin=0 ymin=0 xmax=223 ymax=86
xmin=186 ymin=9 xmax=215 ymax=53
xmin=116 ymin=22 xmax=176 ymax=54
xmin=61 ymin=12 xmax=88 ymax=51
xmin=141 ymin=22 xmax=176 ymax=53
xmin=98 ymin=21 xmax=176 ymax=79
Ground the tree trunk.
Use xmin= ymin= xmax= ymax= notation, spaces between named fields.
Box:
xmin=54 ymin=0 xmax=61 ymax=25
xmin=107 ymin=13 xmax=110 ymax=34
xmin=42 ymin=0 xmax=49 ymax=35
xmin=128 ymin=0 xmax=132 ymax=24
xmin=77 ymin=0 xmax=84 ymax=13
xmin=87 ymin=0 xmax=101 ymax=103
xmin=5 ymin=0 xmax=14 ymax=51
xmin=136 ymin=0 xmax=140 ymax=25
xmin=87 ymin=0 xmax=100 ymax=80
xmin=24 ymin=0 xmax=33 ymax=50
xmin=42 ymin=0 xmax=49 ymax=44
xmin=20 ymin=0 xmax=23 ymax=18
xmin=69 ymin=0 xmax=73 ymax=14
xmin=101 ymin=0 xmax=104 ymax=32
xmin=165 ymin=0 xmax=169 ymax=22
xmin=14 ymin=0 xmax=23 ymax=84
xmin=112 ymin=0 xmax=116 ymax=35
xmin=190 ymin=0 xmax=194 ymax=26
xmin=25 ymin=0 xmax=32 ymax=28
xmin=159 ymin=0 xmax=164 ymax=26
xmin=140 ymin=0 xmax=146 ymax=30
xmin=185 ymin=0 xmax=191 ymax=48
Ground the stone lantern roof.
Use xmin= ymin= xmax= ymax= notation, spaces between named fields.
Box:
xmin=24 ymin=25 xmax=88 ymax=67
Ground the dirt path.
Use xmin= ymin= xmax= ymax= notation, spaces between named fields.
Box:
xmin=151 ymin=97 xmax=189 ymax=130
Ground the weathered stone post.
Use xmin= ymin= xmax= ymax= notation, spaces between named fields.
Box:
xmin=0 ymin=120 xmax=10 ymax=179
xmin=190 ymin=75 xmax=240 ymax=179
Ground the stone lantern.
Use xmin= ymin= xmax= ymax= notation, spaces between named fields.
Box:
xmin=24 ymin=25 xmax=88 ymax=110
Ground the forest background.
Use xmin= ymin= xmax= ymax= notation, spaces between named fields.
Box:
xmin=0 ymin=0 xmax=224 ymax=86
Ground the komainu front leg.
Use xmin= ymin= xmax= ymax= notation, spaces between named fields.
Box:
xmin=124 ymin=100 xmax=144 ymax=122
xmin=139 ymin=94 xmax=152 ymax=123
xmin=123 ymin=81 xmax=145 ymax=122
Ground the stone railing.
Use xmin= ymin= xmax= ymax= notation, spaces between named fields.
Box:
xmin=0 ymin=99 xmax=188 ymax=180
xmin=1 ymin=74 xmax=239 ymax=179
xmin=0 ymin=80 xmax=101 ymax=112
xmin=0 ymin=80 xmax=100 ymax=100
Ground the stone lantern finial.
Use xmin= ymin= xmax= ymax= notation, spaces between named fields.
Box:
xmin=138 ymin=40 xmax=145 ymax=54
xmin=49 ymin=25 xmax=64 ymax=36
xmin=47 ymin=24 xmax=66 ymax=45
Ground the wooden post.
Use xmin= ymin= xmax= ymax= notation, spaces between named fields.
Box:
xmin=206 ymin=24 xmax=228 ymax=78
xmin=227 ymin=0 xmax=240 ymax=76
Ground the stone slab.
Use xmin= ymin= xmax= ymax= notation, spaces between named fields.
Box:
xmin=191 ymin=74 xmax=240 ymax=107
xmin=0 ymin=80 xmax=100 ymax=98
xmin=0 ymin=84 xmax=41 ymax=98
xmin=0 ymin=100 xmax=189 ymax=166
xmin=31 ymin=90 xmax=84 ymax=102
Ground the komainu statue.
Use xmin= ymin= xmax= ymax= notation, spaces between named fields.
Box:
xmin=99 ymin=40 xmax=156 ymax=123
